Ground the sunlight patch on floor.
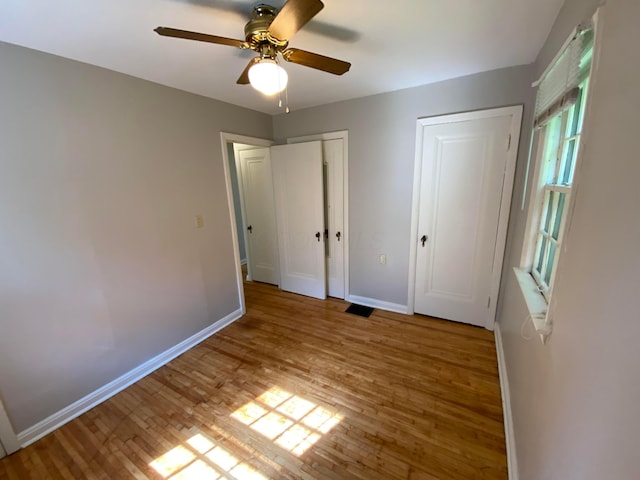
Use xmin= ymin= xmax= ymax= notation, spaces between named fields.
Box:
xmin=150 ymin=432 xmax=267 ymax=480
xmin=231 ymin=386 xmax=343 ymax=457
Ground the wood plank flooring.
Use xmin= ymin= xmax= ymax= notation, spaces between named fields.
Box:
xmin=0 ymin=280 xmax=507 ymax=479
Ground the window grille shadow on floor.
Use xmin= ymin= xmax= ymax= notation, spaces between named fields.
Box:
xmin=150 ymin=386 xmax=343 ymax=479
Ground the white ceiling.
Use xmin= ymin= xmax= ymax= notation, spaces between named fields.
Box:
xmin=0 ymin=0 xmax=564 ymax=115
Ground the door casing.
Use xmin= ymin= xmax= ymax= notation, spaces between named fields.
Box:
xmin=407 ymin=106 xmax=523 ymax=329
xmin=220 ymin=132 xmax=274 ymax=315
xmin=222 ymin=131 xmax=350 ymax=307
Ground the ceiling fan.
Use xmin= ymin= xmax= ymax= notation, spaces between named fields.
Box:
xmin=154 ymin=0 xmax=351 ymax=97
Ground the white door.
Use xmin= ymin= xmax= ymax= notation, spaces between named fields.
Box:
xmin=271 ymin=142 xmax=326 ymax=299
xmin=414 ymin=110 xmax=519 ymax=327
xmin=239 ymin=148 xmax=279 ymax=285
xmin=323 ymin=139 xmax=345 ymax=298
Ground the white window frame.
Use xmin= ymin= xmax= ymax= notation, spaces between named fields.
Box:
xmin=527 ymin=85 xmax=588 ymax=300
xmin=515 ymin=12 xmax=601 ymax=342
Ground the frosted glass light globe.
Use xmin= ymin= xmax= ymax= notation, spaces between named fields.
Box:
xmin=248 ymin=59 xmax=288 ymax=96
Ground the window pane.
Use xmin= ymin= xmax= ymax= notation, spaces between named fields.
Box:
xmin=561 ymin=139 xmax=578 ymax=184
xmin=543 ymin=191 xmax=554 ymax=233
xmin=545 ymin=242 xmax=557 ymax=285
xmin=542 ymin=116 xmax=563 ymax=184
xmin=566 ymin=89 xmax=583 ymax=137
xmin=577 ymin=79 xmax=589 ymax=135
xmin=536 ymin=235 xmax=547 ymax=276
xmin=552 ymin=193 xmax=566 ymax=240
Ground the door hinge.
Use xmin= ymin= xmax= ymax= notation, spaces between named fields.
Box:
xmin=507 ymin=134 xmax=512 ymax=152
xmin=487 ymin=296 xmax=491 ymax=309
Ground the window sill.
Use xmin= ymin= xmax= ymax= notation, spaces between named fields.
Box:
xmin=513 ymin=268 xmax=553 ymax=343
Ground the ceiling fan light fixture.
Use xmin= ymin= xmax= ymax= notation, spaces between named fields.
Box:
xmin=248 ymin=58 xmax=288 ymax=96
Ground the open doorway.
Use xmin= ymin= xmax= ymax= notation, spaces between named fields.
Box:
xmin=231 ymin=143 xmax=280 ymax=286
xmin=220 ymin=133 xmax=274 ymax=315
xmin=220 ymin=131 xmax=349 ymax=310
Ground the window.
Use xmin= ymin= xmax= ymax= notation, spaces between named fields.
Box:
xmin=517 ymin=25 xmax=595 ymax=334
xmin=531 ymin=80 xmax=589 ymax=300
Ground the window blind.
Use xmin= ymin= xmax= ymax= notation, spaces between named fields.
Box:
xmin=534 ymin=29 xmax=589 ymax=128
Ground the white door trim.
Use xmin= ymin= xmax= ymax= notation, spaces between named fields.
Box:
xmin=286 ymin=131 xmax=350 ymax=300
xmin=220 ymin=132 xmax=274 ymax=315
xmin=0 ymin=396 xmax=19 ymax=456
xmin=407 ymin=106 xmax=523 ymax=329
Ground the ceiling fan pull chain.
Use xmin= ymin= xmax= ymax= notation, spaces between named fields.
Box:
xmin=285 ymin=85 xmax=290 ymax=114
xmin=278 ymin=61 xmax=284 ymax=108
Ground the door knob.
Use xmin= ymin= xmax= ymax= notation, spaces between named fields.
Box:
xmin=315 ymin=232 xmax=321 ymax=242
xmin=248 ymin=225 xmax=253 ymax=234
xmin=420 ymin=234 xmax=428 ymax=247
xmin=336 ymin=231 xmax=341 ymax=242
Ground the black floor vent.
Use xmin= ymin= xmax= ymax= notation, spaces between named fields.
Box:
xmin=345 ymin=304 xmax=374 ymax=317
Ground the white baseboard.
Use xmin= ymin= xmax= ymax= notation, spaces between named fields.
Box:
xmin=17 ymin=309 xmax=243 ymax=448
xmin=495 ymin=323 xmax=519 ymax=480
xmin=347 ymin=295 xmax=409 ymax=314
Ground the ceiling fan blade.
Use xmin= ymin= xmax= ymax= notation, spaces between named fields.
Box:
xmin=237 ymin=58 xmax=260 ymax=85
xmin=154 ymin=27 xmax=247 ymax=49
xmin=283 ymin=48 xmax=350 ymax=75
xmin=268 ymin=0 xmax=324 ymax=41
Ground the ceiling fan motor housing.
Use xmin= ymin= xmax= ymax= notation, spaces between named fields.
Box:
xmin=244 ymin=4 xmax=288 ymax=49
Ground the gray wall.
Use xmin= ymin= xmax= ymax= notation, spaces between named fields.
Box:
xmin=0 ymin=42 xmax=271 ymax=432
xmin=273 ymin=66 xmax=535 ymax=307
xmin=496 ymin=0 xmax=640 ymax=478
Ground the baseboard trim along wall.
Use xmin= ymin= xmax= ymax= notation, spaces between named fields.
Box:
xmin=495 ymin=323 xmax=519 ymax=480
xmin=17 ymin=309 xmax=243 ymax=448
xmin=347 ymin=295 xmax=409 ymax=315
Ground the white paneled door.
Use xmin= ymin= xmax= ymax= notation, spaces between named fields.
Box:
xmin=271 ymin=142 xmax=327 ymax=300
xmin=238 ymin=148 xmax=279 ymax=285
xmin=414 ymin=108 xmax=521 ymax=327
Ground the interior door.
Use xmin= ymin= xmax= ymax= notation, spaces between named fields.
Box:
xmin=323 ymin=139 xmax=345 ymax=298
xmin=238 ymin=148 xmax=279 ymax=285
xmin=271 ymin=141 xmax=326 ymax=299
xmin=414 ymin=114 xmax=513 ymax=326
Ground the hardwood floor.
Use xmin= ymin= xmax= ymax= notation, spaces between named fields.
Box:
xmin=0 ymin=280 xmax=507 ymax=479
